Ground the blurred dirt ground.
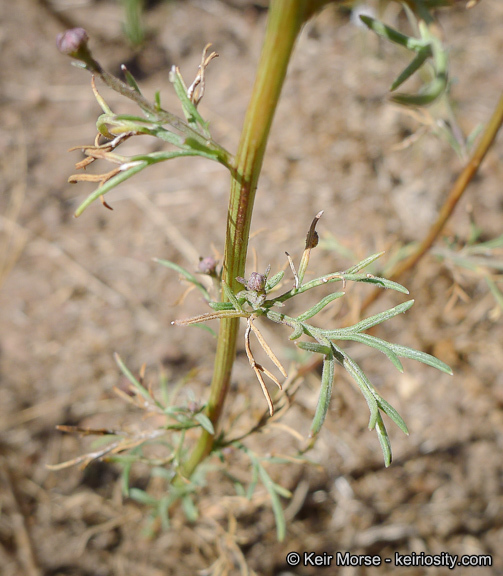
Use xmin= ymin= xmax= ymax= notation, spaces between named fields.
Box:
xmin=1 ymin=1 xmax=502 ymax=575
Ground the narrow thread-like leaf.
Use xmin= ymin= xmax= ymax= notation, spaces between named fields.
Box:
xmin=391 ymin=48 xmax=431 ymax=91
xmin=374 ymin=412 xmax=392 ymax=467
xmin=114 ymin=352 xmax=162 ymax=408
xmin=208 ymin=301 xmax=235 ymax=311
xmin=388 ymin=343 xmax=453 ymax=374
xmin=296 ymin=341 xmax=332 ymax=355
xmin=342 ymin=251 xmax=385 ymax=274
xmin=169 ymin=66 xmax=210 ymax=136
xmin=271 ymin=482 xmax=292 ymax=499
xmin=265 ymin=270 xmax=285 ymax=291
xmin=288 ymin=320 xmax=305 ymax=341
xmin=296 ymin=291 xmax=345 ymax=322
xmin=376 ymin=397 xmax=409 ymax=436
xmin=332 ymin=345 xmax=379 ymax=430
xmin=486 ymin=276 xmax=503 ymax=310
xmin=121 ymin=66 xmax=142 ymax=94
xmin=158 ymin=497 xmax=171 ymax=530
xmin=257 ymin=463 xmax=287 ymax=542
xmin=154 ymin=258 xmax=211 ymax=301
xmin=222 ymin=281 xmax=245 ymax=312
xmin=326 ymin=300 xmax=414 ymax=336
xmin=194 ymin=413 xmax=215 ymax=435
xmin=330 ymin=332 xmax=404 ymax=372
xmin=173 ymin=309 xmax=246 ymax=326
xmin=391 ymin=75 xmax=447 ymax=107
xmin=129 ymin=488 xmax=158 ymax=505
xmin=285 ymin=273 xmax=409 ymax=300
xmin=74 ymin=150 xmax=207 ymax=217
xmin=359 ymin=15 xmax=425 ymax=51
xmin=181 ymin=495 xmax=199 ymax=522
xmin=247 ymin=462 xmax=259 ymax=501
xmin=309 ymin=353 xmax=335 ymax=437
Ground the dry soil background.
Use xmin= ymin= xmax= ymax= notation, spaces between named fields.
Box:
xmin=0 ymin=1 xmax=502 ymax=575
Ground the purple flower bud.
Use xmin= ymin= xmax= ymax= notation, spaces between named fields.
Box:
xmin=247 ymin=272 xmax=266 ymax=293
xmin=187 ymin=400 xmax=200 ymax=413
xmin=198 ymin=256 xmax=218 ymax=276
xmin=56 ymin=28 xmax=101 ymax=72
xmin=56 ymin=28 xmax=89 ymax=57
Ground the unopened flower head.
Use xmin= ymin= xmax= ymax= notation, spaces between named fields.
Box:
xmin=198 ymin=256 xmax=218 ymax=276
xmin=56 ymin=28 xmax=100 ymax=72
xmin=56 ymin=28 xmax=89 ymax=57
xmin=247 ymin=272 xmax=267 ymax=293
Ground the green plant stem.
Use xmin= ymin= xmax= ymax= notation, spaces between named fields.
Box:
xmin=179 ymin=0 xmax=312 ymax=479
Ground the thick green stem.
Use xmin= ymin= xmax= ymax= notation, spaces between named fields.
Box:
xmin=180 ymin=0 xmax=311 ymax=478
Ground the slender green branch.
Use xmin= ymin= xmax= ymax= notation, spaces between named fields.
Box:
xmin=86 ymin=59 xmax=233 ymax=166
